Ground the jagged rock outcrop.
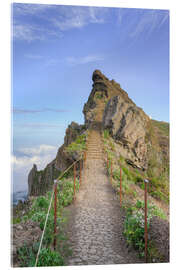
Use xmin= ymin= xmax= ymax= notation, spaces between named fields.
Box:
xmin=83 ymin=70 xmax=132 ymax=127
xmin=55 ymin=122 xmax=86 ymax=170
xmin=28 ymin=122 xmax=86 ymax=196
xmin=102 ymin=95 xmax=150 ymax=169
xmin=28 ymin=159 xmax=59 ymax=196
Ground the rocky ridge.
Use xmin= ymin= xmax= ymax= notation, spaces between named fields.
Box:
xmin=27 ymin=69 xmax=169 ymax=197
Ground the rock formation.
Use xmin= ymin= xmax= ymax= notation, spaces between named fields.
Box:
xmin=27 ymin=69 xmax=169 ymax=196
xmin=102 ymin=96 xmax=150 ymax=169
xmin=28 ymin=122 xmax=85 ymax=196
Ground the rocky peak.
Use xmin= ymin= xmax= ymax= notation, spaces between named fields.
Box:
xmin=83 ymin=69 xmax=152 ymax=169
xmin=92 ymin=69 xmax=108 ymax=82
xmin=83 ymin=69 xmax=135 ymax=128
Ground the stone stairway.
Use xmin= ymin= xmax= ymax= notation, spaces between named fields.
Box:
xmin=86 ymin=129 xmax=104 ymax=160
xmin=65 ymin=125 xmax=143 ymax=265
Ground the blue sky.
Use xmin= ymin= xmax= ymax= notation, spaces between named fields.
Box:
xmin=12 ymin=3 xmax=169 ymax=193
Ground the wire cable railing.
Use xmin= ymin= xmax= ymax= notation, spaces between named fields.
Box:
xmin=34 ymin=151 xmax=86 ymax=267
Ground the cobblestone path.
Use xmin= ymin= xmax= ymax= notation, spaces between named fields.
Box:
xmin=65 ymin=126 xmax=143 ymax=265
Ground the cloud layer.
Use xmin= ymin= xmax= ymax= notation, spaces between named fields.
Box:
xmin=13 ymin=4 xmax=169 ymax=43
xmin=13 ymin=107 xmax=67 ymax=114
xmin=12 ymin=144 xmax=57 ymax=172
xmin=66 ymin=55 xmax=104 ymax=66
xmin=12 ymin=144 xmax=58 ymax=192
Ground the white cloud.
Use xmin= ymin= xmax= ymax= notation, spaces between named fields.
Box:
xmin=117 ymin=9 xmax=169 ymax=41
xmin=20 ymin=144 xmax=57 ymax=156
xmin=13 ymin=3 xmax=54 ymax=15
xmin=25 ymin=54 xmax=43 ymax=59
xmin=13 ymin=4 xmax=108 ymax=42
xmin=129 ymin=11 xmax=159 ymax=38
xmin=44 ymin=59 xmax=61 ymax=67
xmin=13 ymin=22 xmax=61 ymax=42
xmin=13 ymin=24 xmax=44 ymax=42
xmin=66 ymin=55 xmax=104 ymax=66
xmin=52 ymin=6 xmax=106 ymax=31
xmin=14 ymin=122 xmax=64 ymax=129
xmin=12 ymin=144 xmax=59 ymax=192
xmin=12 ymin=144 xmax=57 ymax=172
xmin=13 ymin=107 xmax=67 ymax=114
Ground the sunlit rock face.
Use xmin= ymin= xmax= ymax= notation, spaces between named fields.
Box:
xmin=103 ymin=95 xmax=150 ymax=170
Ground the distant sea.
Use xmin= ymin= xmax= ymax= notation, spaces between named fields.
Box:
xmin=12 ymin=190 xmax=28 ymax=205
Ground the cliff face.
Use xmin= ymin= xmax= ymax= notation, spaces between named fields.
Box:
xmin=28 ymin=122 xmax=86 ymax=196
xmin=102 ymin=96 xmax=150 ymax=170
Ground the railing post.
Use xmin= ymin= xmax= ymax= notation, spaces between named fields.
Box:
xmin=111 ymin=160 xmax=112 ymax=185
xmin=84 ymin=151 xmax=86 ymax=169
xmin=120 ymin=165 xmax=122 ymax=207
xmin=74 ymin=163 xmax=76 ymax=201
xmin=80 ymin=159 xmax=82 ymax=187
xmin=144 ymin=179 xmax=149 ymax=263
xmin=54 ymin=179 xmax=58 ymax=250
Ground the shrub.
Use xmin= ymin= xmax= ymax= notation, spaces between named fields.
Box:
xmin=34 ymin=196 xmax=49 ymax=209
xmin=122 ymin=167 xmax=132 ymax=181
xmin=36 ymin=248 xmax=64 ymax=266
xmin=113 ymin=169 xmax=120 ymax=180
xmin=124 ymin=200 xmax=167 ymax=257
xmin=124 ymin=209 xmax=147 ymax=255
xmin=17 ymin=245 xmax=64 ymax=267
xmin=65 ymin=134 xmax=86 ymax=154
xmin=104 ymin=129 xmax=110 ymax=139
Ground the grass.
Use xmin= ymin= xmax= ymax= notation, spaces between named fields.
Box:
xmin=151 ymin=120 xmax=169 ymax=137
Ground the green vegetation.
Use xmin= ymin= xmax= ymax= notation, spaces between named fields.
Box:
xmin=103 ymin=129 xmax=110 ymax=139
xmin=17 ymin=244 xmax=64 ymax=267
xmin=151 ymin=120 xmax=169 ymax=137
xmin=65 ymin=133 xmax=86 ymax=155
xmin=95 ymin=92 xmax=103 ymax=99
xmin=124 ymin=200 xmax=167 ymax=259
xmin=16 ymin=170 xmax=80 ymax=266
xmin=145 ymin=120 xmax=169 ymax=202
